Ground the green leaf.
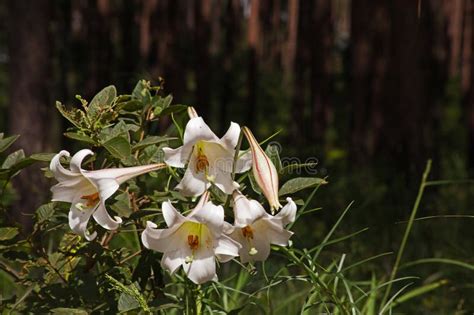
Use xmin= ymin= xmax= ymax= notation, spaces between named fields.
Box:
xmin=64 ymin=132 xmax=96 ymax=145
xmin=88 ymin=85 xmax=117 ymax=119
xmin=99 ymin=120 xmax=132 ymax=142
xmin=30 ymin=153 xmax=56 ymax=162
xmin=51 ymin=308 xmax=88 ymax=315
xmin=279 ymin=177 xmax=328 ymax=196
xmin=103 ymin=136 xmax=131 ymax=160
xmin=118 ymin=290 xmax=140 ymax=312
xmin=0 ymin=227 xmax=19 ymax=241
xmin=132 ymin=80 xmax=152 ymax=103
xmin=0 ymin=135 xmax=19 ymax=153
xmin=2 ymin=149 xmax=25 ymax=169
xmin=36 ymin=203 xmax=55 ymax=223
xmin=158 ymin=104 xmax=187 ymax=117
xmin=56 ymin=101 xmax=87 ymax=128
xmin=248 ymin=172 xmax=262 ymax=195
xmin=106 ymin=275 xmax=150 ymax=313
xmin=132 ymin=136 xmax=177 ymax=151
xmin=111 ymin=192 xmax=132 ymax=218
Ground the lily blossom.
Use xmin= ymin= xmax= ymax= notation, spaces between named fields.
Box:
xmin=230 ymin=191 xmax=296 ymax=263
xmin=141 ymin=192 xmax=241 ymax=284
xmin=163 ymin=116 xmax=251 ymax=197
xmin=50 ymin=149 xmax=166 ymax=240
xmin=242 ymin=127 xmax=282 ymax=211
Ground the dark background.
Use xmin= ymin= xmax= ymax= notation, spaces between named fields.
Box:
xmin=1 ymin=0 xmax=473 ymax=311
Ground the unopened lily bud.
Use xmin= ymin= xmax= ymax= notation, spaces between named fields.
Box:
xmin=242 ymin=127 xmax=282 ymax=211
xmin=187 ymin=106 xmax=199 ymax=119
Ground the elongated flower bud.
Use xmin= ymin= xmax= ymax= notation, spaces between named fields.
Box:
xmin=242 ymin=127 xmax=282 ymax=211
xmin=187 ymin=106 xmax=199 ymax=119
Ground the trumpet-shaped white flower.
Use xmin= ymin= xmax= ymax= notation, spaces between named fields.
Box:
xmin=50 ymin=149 xmax=165 ymax=240
xmin=163 ymin=116 xmax=251 ymax=197
xmin=141 ymin=193 xmax=241 ymax=284
xmin=230 ymin=191 xmax=296 ymax=263
xmin=242 ymin=127 xmax=282 ymax=211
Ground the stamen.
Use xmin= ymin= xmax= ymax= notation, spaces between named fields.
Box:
xmin=195 ymin=145 xmax=209 ymax=173
xmin=187 ymin=234 xmax=199 ymax=250
xmin=81 ymin=192 xmax=100 ymax=207
xmin=242 ymin=226 xmax=254 ymax=239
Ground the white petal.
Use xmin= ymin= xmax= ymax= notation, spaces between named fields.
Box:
xmin=162 ymin=201 xmax=186 ymax=228
xmin=275 ymin=197 xmax=297 ymax=225
xmin=50 ymin=150 xmax=79 ymax=181
xmin=189 ymin=202 xmax=224 ymax=235
xmin=182 ymin=248 xmax=216 ymax=284
xmin=211 ymin=166 xmax=236 ymax=195
xmin=175 ymin=161 xmax=209 ymax=197
xmin=234 ymin=150 xmax=252 ymax=173
xmin=215 ymin=235 xmax=241 ymax=262
xmin=259 ymin=217 xmax=293 ymax=246
xmin=204 ymin=142 xmax=234 ymax=173
xmin=222 ymin=221 xmax=235 ymax=235
xmin=220 ymin=122 xmax=241 ymax=150
xmin=92 ymin=202 xmax=122 ymax=230
xmin=68 ymin=201 xmax=98 ymax=241
xmin=163 ymin=145 xmax=192 ymax=168
xmin=87 ymin=163 xmax=166 ymax=185
xmin=232 ymin=191 xmax=266 ymax=227
xmin=85 ymin=177 xmax=119 ymax=201
xmin=161 ymin=249 xmax=185 ymax=274
xmin=248 ymin=230 xmax=272 ymax=262
xmin=183 ymin=117 xmax=219 ymax=146
xmin=141 ymin=221 xmax=182 ymax=252
xmin=70 ymin=149 xmax=94 ymax=173
xmin=51 ymin=177 xmax=95 ymax=202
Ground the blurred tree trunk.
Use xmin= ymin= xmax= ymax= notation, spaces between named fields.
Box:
xmin=350 ymin=0 xmax=389 ymax=161
xmin=219 ymin=0 xmax=241 ymax=133
xmin=310 ymin=0 xmax=333 ymax=144
xmin=194 ymin=0 xmax=212 ymax=119
xmin=7 ymin=0 xmax=54 ymax=230
xmin=350 ymin=0 xmax=437 ymax=172
xmin=85 ymin=0 xmax=112 ymax=98
xmin=291 ymin=0 xmax=309 ymax=144
xmin=247 ymin=0 xmax=260 ymax=129
xmin=466 ymin=0 xmax=474 ymax=169
xmin=283 ymin=0 xmax=298 ymax=80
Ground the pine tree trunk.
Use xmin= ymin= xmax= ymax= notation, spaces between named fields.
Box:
xmin=7 ymin=0 xmax=54 ymax=230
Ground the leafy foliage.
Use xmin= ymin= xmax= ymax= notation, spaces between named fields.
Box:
xmin=0 ymin=81 xmax=471 ymax=314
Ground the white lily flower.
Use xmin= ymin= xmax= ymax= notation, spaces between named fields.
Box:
xmin=50 ymin=149 xmax=166 ymax=241
xmin=230 ymin=191 xmax=296 ymax=263
xmin=141 ymin=192 xmax=241 ymax=284
xmin=242 ymin=127 xmax=282 ymax=211
xmin=163 ymin=116 xmax=251 ymax=197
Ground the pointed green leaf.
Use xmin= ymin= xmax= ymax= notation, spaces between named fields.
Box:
xmin=103 ymin=136 xmax=131 ymax=160
xmin=88 ymin=85 xmax=117 ymax=119
xmin=132 ymin=136 xmax=177 ymax=151
xmin=64 ymin=132 xmax=96 ymax=144
xmin=279 ymin=177 xmax=328 ymax=196
xmin=0 ymin=227 xmax=19 ymax=241
xmin=2 ymin=149 xmax=25 ymax=169
xmin=0 ymin=135 xmax=19 ymax=153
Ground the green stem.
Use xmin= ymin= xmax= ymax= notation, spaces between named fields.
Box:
xmin=380 ymin=159 xmax=431 ymax=309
